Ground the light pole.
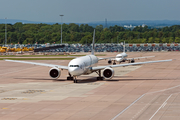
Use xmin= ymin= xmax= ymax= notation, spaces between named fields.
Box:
xmin=60 ymin=15 xmax=64 ymax=44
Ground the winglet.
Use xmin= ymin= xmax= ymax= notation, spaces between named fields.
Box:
xmin=92 ymin=29 xmax=95 ymax=55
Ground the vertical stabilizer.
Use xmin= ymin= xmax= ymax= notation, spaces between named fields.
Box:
xmin=91 ymin=29 xmax=95 ymax=55
xmin=123 ymin=41 xmax=125 ymax=53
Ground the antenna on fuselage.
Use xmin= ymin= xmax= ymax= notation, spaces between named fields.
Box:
xmin=91 ymin=29 xmax=95 ymax=55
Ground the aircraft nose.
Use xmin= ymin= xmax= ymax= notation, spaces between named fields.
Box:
xmin=116 ymin=58 xmax=122 ymax=61
xmin=68 ymin=67 xmax=80 ymax=76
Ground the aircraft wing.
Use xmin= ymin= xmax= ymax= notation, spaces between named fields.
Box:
xmin=126 ymin=56 xmax=155 ymax=60
xmin=98 ymin=57 xmax=115 ymax=60
xmin=4 ymin=59 xmax=69 ymax=70
xmin=92 ymin=59 xmax=172 ymax=71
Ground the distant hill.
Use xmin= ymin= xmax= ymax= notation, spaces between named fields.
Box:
xmin=0 ymin=19 xmax=55 ymax=24
xmin=88 ymin=20 xmax=180 ymax=28
xmin=1 ymin=19 xmax=180 ymax=28
xmin=0 ymin=19 xmax=38 ymax=24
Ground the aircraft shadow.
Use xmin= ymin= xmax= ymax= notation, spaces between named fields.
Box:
xmin=14 ymin=77 xmax=67 ymax=81
xmin=14 ymin=77 xmax=175 ymax=83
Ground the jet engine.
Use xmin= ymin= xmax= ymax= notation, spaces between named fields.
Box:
xmin=108 ymin=60 xmax=112 ymax=64
xmin=122 ymin=60 xmax=126 ymax=62
xmin=131 ymin=59 xmax=135 ymax=63
xmin=102 ymin=67 xmax=114 ymax=79
xmin=49 ymin=67 xmax=61 ymax=79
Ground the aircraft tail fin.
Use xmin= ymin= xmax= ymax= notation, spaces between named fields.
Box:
xmin=123 ymin=41 xmax=125 ymax=53
xmin=91 ymin=29 xmax=95 ymax=55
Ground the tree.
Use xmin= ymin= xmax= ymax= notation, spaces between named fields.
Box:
xmin=95 ymin=25 xmax=103 ymax=32
xmin=162 ymin=38 xmax=168 ymax=43
xmin=83 ymin=24 xmax=94 ymax=32
xmin=148 ymin=37 xmax=154 ymax=43
xmin=80 ymin=35 xmax=92 ymax=44
xmin=133 ymin=26 xmax=143 ymax=32
xmin=154 ymin=38 xmax=160 ymax=43
xmin=169 ymin=37 xmax=174 ymax=43
xmin=175 ymin=37 xmax=180 ymax=43
xmin=69 ymin=23 xmax=79 ymax=33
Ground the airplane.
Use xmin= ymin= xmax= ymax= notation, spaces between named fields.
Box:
xmin=108 ymin=42 xmax=155 ymax=65
xmin=5 ymin=30 xmax=172 ymax=83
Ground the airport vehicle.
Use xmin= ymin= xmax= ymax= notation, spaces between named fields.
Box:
xmin=5 ymin=30 xmax=172 ymax=83
xmin=108 ymin=42 xmax=155 ymax=65
xmin=0 ymin=47 xmax=7 ymax=53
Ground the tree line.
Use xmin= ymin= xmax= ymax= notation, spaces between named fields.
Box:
xmin=0 ymin=22 xmax=180 ymax=44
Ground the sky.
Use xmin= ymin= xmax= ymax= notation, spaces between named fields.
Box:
xmin=0 ymin=0 xmax=180 ymax=23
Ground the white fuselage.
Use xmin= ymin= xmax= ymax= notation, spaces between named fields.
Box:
xmin=68 ymin=55 xmax=98 ymax=76
xmin=115 ymin=52 xmax=128 ymax=62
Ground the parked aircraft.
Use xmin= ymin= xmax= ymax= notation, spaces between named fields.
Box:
xmin=108 ymin=42 xmax=155 ymax=65
xmin=5 ymin=30 xmax=172 ymax=83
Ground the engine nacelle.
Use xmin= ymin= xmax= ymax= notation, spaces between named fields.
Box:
xmin=49 ymin=67 xmax=61 ymax=79
xmin=108 ymin=60 xmax=112 ymax=64
xmin=102 ymin=67 xmax=114 ymax=79
xmin=131 ymin=59 xmax=135 ymax=63
xmin=122 ymin=60 xmax=126 ymax=62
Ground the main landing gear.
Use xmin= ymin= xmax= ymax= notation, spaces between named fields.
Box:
xmin=113 ymin=60 xmax=116 ymax=65
xmin=128 ymin=59 xmax=135 ymax=63
xmin=108 ymin=60 xmax=116 ymax=65
xmin=96 ymin=70 xmax=104 ymax=80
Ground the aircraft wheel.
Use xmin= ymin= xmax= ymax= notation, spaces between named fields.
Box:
xmin=97 ymin=77 xmax=104 ymax=80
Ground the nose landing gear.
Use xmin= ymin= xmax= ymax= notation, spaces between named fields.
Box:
xmin=74 ymin=77 xmax=78 ymax=83
xmin=67 ymin=73 xmax=74 ymax=80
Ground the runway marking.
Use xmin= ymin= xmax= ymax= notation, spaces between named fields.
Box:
xmin=1 ymin=98 xmax=17 ymax=100
xmin=162 ymin=102 xmax=167 ymax=108
xmin=149 ymin=94 xmax=172 ymax=120
xmin=111 ymin=94 xmax=145 ymax=120
xmin=146 ymin=84 xmax=180 ymax=94
xmin=22 ymin=90 xmax=45 ymax=94
xmin=131 ymin=95 xmax=158 ymax=120
xmin=112 ymin=84 xmax=180 ymax=120
xmin=23 ymin=98 xmax=28 ymax=100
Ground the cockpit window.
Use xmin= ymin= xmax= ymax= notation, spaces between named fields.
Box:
xmin=116 ymin=56 xmax=122 ymax=58
xmin=70 ymin=65 xmax=79 ymax=67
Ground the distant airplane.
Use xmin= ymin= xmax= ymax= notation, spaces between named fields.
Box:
xmin=5 ymin=30 xmax=172 ymax=83
xmin=108 ymin=41 xmax=155 ymax=65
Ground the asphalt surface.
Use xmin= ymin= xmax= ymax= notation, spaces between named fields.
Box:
xmin=0 ymin=52 xmax=179 ymax=120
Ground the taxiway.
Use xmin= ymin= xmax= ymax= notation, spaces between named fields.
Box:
xmin=0 ymin=52 xmax=179 ymax=120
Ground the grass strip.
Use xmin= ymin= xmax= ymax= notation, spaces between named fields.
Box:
xmin=0 ymin=54 xmax=106 ymax=57
xmin=0 ymin=58 xmax=73 ymax=60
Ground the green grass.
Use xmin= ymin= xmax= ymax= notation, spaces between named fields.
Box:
xmin=0 ymin=55 xmax=73 ymax=57
xmin=0 ymin=54 xmax=106 ymax=57
xmin=0 ymin=58 xmax=73 ymax=60
xmin=95 ymin=54 xmax=106 ymax=56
